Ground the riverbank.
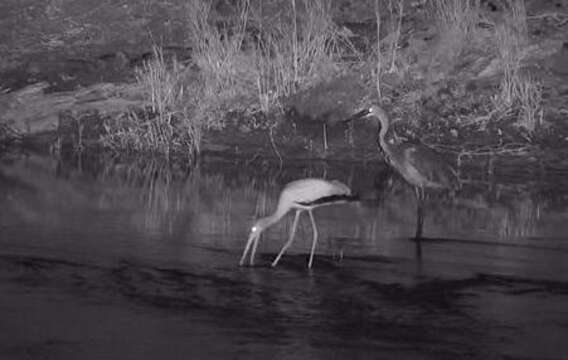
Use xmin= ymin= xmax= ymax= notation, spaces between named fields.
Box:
xmin=1 ymin=0 xmax=568 ymax=162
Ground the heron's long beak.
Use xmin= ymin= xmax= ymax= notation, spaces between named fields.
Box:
xmin=342 ymin=108 xmax=370 ymax=123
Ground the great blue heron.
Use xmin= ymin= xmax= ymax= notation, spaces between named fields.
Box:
xmin=240 ymin=178 xmax=358 ymax=268
xmin=348 ymin=104 xmax=459 ymax=240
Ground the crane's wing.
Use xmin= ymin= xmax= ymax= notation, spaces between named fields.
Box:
xmin=283 ymin=178 xmax=357 ymax=207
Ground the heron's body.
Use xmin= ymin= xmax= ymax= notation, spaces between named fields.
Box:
xmin=349 ymin=105 xmax=459 ymax=241
xmin=358 ymin=105 xmax=458 ymax=198
xmin=382 ymin=140 xmax=458 ymax=194
xmin=240 ymin=178 xmax=357 ymax=268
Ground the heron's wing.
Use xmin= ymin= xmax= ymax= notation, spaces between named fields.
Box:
xmin=403 ymin=145 xmax=457 ymax=187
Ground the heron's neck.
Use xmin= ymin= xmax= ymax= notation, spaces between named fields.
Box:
xmin=376 ymin=114 xmax=390 ymax=152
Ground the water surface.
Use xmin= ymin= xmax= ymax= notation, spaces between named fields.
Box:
xmin=1 ymin=152 xmax=567 ymax=359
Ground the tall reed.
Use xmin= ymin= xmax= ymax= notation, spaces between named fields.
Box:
xmin=493 ymin=0 xmax=541 ymax=131
xmin=101 ymin=47 xmax=202 ymax=157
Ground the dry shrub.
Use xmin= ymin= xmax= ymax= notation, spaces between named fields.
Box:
xmin=493 ymin=0 xmax=541 ymax=131
xmin=185 ymin=0 xmax=255 ymax=125
xmin=185 ymin=0 xmax=355 ymax=117
xmin=101 ymin=47 xmax=202 ymax=157
xmin=251 ymin=0 xmax=355 ymax=112
xmin=103 ymin=0 xmax=356 ymax=155
xmin=431 ymin=0 xmax=483 ymax=63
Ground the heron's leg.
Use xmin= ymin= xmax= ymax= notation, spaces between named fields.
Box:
xmin=271 ymin=210 xmax=301 ymax=267
xmin=308 ymin=209 xmax=319 ymax=268
xmin=414 ymin=186 xmax=425 ymax=203
xmin=323 ymin=123 xmax=328 ymax=151
xmin=413 ymin=186 xmax=424 ymax=260
xmin=415 ymin=201 xmax=424 ymax=238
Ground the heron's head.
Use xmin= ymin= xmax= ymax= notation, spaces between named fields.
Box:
xmin=367 ymin=105 xmax=388 ymax=119
xmin=346 ymin=104 xmax=389 ymax=128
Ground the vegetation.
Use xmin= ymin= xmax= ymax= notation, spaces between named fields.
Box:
xmin=0 ymin=0 xmax=563 ymax=157
xmin=101 ymin=0 xmax=356 ymax=157
xmin=366 ymin=0 xmax=547 ymax=152
xmin=101 ymin=47 xmax=202 ymax=158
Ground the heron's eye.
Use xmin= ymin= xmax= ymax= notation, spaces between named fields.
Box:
xmin=251 ymin=226 xmax=258 ymax=232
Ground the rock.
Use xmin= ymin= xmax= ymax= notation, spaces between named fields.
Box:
xmin=0 ymin=82 xmax=146 ymax=136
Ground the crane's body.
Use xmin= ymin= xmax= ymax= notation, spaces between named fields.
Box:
xmin=240 ymin=178 xmax=357 ymax=268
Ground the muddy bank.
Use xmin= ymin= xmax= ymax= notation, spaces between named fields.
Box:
xmin=2 ymin=77 xmax=568 ymax=166
xmin=2 ymin=0 xmax=568 ymax=162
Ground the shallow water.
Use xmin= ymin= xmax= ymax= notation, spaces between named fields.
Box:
xmin=1 ymin=152 xmax=567 ymax=360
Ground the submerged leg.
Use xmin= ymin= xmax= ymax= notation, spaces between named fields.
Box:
xmin=307 ymin=210 xmax=319 ymax=268
xmin=414 ymin=186 xmax=424 ymax=260
xmin=415 ymin=201 xmax=424 ymax=260
xmin=415 ymin=199 xmax=424 ymax=239
xmin=323 ymin=123 xmax=328 ymax=151
xmin=272 ymin=210 xmax=301 ymax=267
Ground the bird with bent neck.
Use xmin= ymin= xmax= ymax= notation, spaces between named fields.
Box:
xmin=240 ymin=178 xmax=358 ymax=268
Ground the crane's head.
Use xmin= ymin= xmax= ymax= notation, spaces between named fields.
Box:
xmin=248 ymin=217 xmax=271 ymax=241
xmin=240 ymin=219 xmax=268 ymax=266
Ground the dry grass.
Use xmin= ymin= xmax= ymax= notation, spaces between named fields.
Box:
xmin=185 ymin=0 xmax=354 ymax=117
xmin=430 ymin=0 xmax=483 ymax=64
xmin=386 ymin=0 xmax=404 ymax=74
xmin=100 ymin=0 xmax=355 ymax=155
xmin=372 ymin=0 xmax=405 ymax=97
xmin=492 ymin=0 xmax=542 ymax=131
xmin=100 ymin=47 xmax=202 ymax=157
xmin=252 ymin=0 xmax=354 ymax=112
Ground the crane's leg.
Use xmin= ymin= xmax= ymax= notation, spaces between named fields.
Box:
xmin=239 ymin=234 xmax=255 ymax=266
xmin=307 ymin=209 xmax=319 ymax=268
xmin=250 ymin=232 xmax=261 ymax=266
xmin=271 ymin=210 xmax=301 ymax=267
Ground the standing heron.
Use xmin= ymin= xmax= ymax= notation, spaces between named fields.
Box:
xmin=239 ymin=178 xmax=358 ymax=268
xmin=348 ymin=105 xmax=459 ymax=240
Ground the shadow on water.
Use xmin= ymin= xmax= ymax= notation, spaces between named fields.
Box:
xmin=1 ymin=151 xmax=568 ymax=359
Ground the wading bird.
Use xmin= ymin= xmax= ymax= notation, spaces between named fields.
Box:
xmin=239 ymin=178 xmax=358 ymax=268
xmin=348 ymin=105 xmax=459 ymax=240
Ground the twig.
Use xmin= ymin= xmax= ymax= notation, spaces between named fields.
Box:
xmin=527 ymin=12 xmax=568 ymax=26
xmin=268 ymin=126 xmax=283 ymax=168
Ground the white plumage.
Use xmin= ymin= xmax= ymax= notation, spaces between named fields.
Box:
xmin=239 ymin=178 xmax=357 ymax=268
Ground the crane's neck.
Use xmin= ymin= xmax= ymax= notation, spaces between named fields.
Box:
xmin=256 ymin=199 xmax=290 ymax=231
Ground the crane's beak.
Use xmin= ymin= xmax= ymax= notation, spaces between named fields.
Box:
xmin=239 ymin=231 xmax=259 ymax=266
xmin=342 ymin=108 xmax=370 ymax=123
